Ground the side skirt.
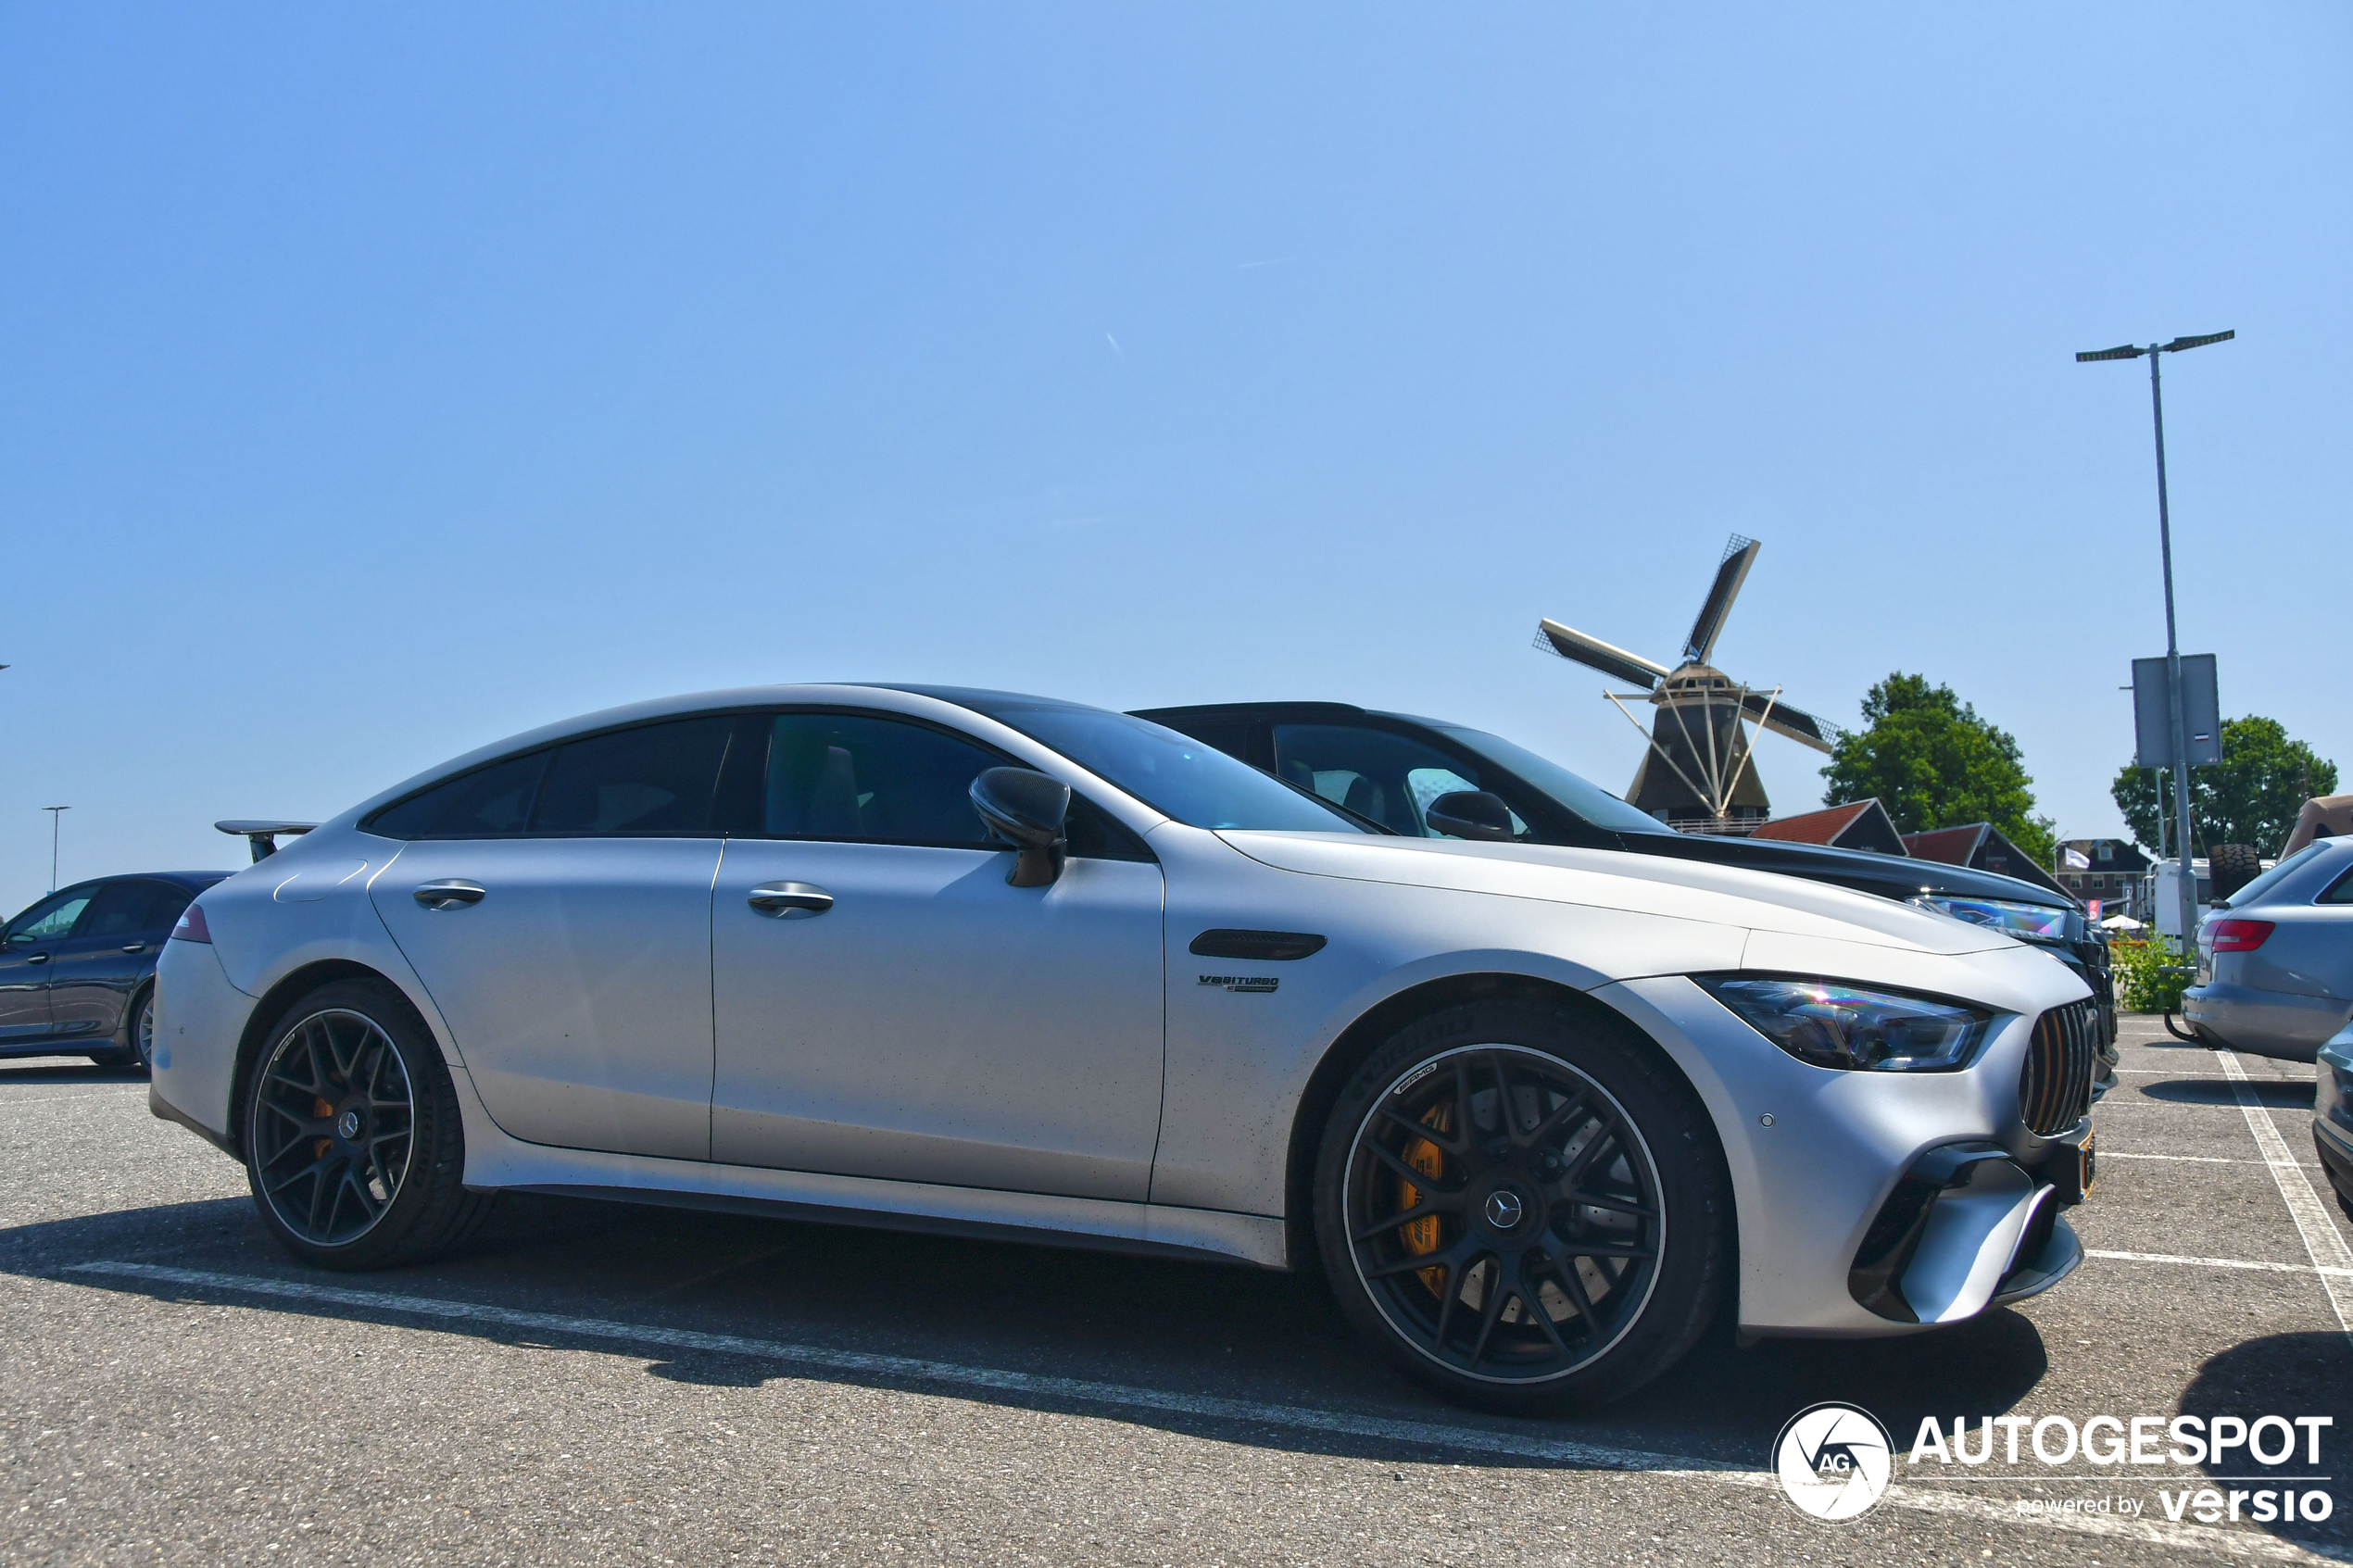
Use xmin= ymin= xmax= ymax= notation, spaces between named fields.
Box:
xmin=510 ymin=1181 xmax=1284 ymax=1270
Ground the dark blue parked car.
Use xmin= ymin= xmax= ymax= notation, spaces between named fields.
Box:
xmin=0 ymin=872 xmax=231 ymax=1071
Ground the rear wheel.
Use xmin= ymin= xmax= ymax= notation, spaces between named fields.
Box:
xmin=243 ymin=979 xmax=491 ymax=1270
xmin=1314 ymin=997 xmax=1730 ymax=1413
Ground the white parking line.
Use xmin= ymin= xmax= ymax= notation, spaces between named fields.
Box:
xmin=58 ymin=1261 xmax=2333 ymax=1562
xmin=2212 ymin=1049 xmax=2353 ymax=1342
xmin=2087 ymin=1248 xmax=2353 ymax=1279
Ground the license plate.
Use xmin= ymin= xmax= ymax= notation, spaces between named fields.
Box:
xmin=2080 ymin=1128 xmax=2096 ymax=1198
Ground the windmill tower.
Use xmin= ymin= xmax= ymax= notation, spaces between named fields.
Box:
xmin=1534 ymin=534 xmax=1835 ymax=834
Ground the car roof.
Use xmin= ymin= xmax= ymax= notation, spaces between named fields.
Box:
xmin=1130 ymin=700 xmax=1461 ymax=731
xmin=41 ymin=872 xmax=233 ymax=896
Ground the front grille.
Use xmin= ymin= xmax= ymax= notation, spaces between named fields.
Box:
xmin=2020 ymin=999 xmax=2098 ymax=1135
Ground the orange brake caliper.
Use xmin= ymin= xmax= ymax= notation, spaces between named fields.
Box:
xmin=1398 ymin=1099 xmax=1453 ymax=1294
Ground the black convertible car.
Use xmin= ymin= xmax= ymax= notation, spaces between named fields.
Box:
xmin=0 ymin=872 xmax=230 ymax=1070
xmin=1136 ymin=701 xmax=2116 ymax=1057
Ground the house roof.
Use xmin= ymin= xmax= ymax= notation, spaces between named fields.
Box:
xmin=1902 ymin=824 xmax=1990 ymax=864
xmin=1751 ymin=799 xmax=1907 ymax=854
xmin=1750 ymin=800 xmax=1871 ymax=845
xmin=1905 ymin=822 xmax=2071 ymax=898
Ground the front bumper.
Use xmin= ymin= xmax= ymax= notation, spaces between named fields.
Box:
xmin=1603 ymin=960 xmax=2095 ymax=1336
xmin=1846 ymin=1127 xmax=2090 ymax=1323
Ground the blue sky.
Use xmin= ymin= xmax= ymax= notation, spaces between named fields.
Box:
xmin=3 ymin=5 xmax=2346 ymax=908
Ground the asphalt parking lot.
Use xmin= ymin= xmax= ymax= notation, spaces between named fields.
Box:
xmin=4 ymin=1014 xmax=2347 ymax=1567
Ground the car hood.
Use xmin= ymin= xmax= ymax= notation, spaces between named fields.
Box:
xmin=1218 ymin=831 xmax=2020 ymax=957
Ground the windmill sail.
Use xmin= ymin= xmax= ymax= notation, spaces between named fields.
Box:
xmin=1533 ymin=619 xmax=1670 ymax=691
xmin=1681 ymin=535 xmax=1759 ymax=665
xmin=1737 ymin=691 xmax=1834 ymax=753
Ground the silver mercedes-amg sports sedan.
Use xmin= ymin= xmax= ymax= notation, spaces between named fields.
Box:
xmin=151 ymin=684 xmax=2096 ymax=1411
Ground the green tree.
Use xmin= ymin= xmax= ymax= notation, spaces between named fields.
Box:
xmin=1821 ymin=672 xmax=2055 ymax=865
xmin=2108 ymin=715 xmax=2336 ymax=856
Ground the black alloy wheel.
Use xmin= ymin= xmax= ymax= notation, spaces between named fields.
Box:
xmin=1315 ymin=998 xmax=1730 ymax=1413
xmin=251 ymin=1007 xmax=416 ymax=1247
xmin=242 ymin=978 xmax=493 ymax=1269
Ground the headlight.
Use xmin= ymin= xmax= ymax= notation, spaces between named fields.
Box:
xmin=1910 ymin=895 xmax=2074 ymax=943
xmin=1696 ymin=976 xmax=1994 ymax=1072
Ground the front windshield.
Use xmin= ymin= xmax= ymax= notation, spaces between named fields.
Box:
xmin=948 ymin=696 xmax=1366 ymax=834
xmin=1433 ymin=724 xmax=1675 ymax=836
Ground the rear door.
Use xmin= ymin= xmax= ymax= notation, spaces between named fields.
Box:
xmin=45 ymin=880 xmax=190 ymax=1041
xmin=0 ymin=889 xmax=96 ymax=1042
xmin=367 ymin=716 xmax=746 ymax=1160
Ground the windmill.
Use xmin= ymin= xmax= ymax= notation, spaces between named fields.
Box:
xmin=1533 ymin=534 xmax=1835 ymax=834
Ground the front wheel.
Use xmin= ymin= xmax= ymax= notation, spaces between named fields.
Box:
xmin=1314 ymin=997 xmax=1731 ymax=1414
xmin=243 ymin=978 xmax=491 ymax=1270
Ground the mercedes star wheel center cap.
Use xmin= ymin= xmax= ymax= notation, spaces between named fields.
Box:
xmin=337 ymin=1110 xmax=361 ymax=1140
xmin=1484 ymin=1189 xmax=1526 ymax=1230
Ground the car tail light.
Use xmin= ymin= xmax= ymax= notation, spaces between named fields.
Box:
xmin=2208 ymin=919 xmax=2273 ymax=953
xmin=170 ymin=903 xmax=212 ymax=944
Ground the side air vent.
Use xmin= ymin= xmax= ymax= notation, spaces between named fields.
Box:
xmin=2020 ymin=999 xmax=2098 ymax=1136
xmin=1188 ymin=930 xmax=1327 ymax=961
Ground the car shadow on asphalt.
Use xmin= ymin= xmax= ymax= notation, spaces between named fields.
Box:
xmin=2180 ymin=1332 xmax=2353 ymax=1556
xmin=5 ymin=1190 xmax=2050 ymax=1472
xmin=2135 ymin=1078 xmax=2315 ymax=1108
xmin=0 ymin=1060 xmax=148 ymax=1085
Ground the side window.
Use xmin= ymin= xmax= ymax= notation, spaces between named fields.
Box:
xmin=533 ymin=717 xmax=739 ymax=836
xmin=1271 ymin=724 xmax=1533 ymax=840
xmin=1063 ymin=795 xmax=1156 ymax=863
xmin=2320 ymin=865 xmax=2353 ymax=905
xmin=7 ymin=890 xmax=93 ymax=945
xmin=138 ymin=883 xmax=197 ymax=932
xmin=367 ymin=750 xmax=551 ymax=840
xmin=75 ymin=882 xmax=185 ymax=939
xmin=761 ymin=714 xmax=1000 ymax=845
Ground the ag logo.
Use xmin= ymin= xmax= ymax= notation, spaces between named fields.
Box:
xmin=1772 ymin=1402 xmax=1894 ymax=1522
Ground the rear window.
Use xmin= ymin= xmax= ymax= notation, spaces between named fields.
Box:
xmin=2220 ymin=842 xmax=2326 ymax=909
xmin=77 ymin=881 xmax=194 ymax=937
xmin=534 ymin=718 xmax=737 ymax=835
xmin=367 ymin=751 xmax=550 ymax=839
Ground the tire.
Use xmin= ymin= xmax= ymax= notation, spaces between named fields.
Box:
xmin=2209 ymin=844 xmax=2262 ymax=903
xmin=1313 ymin=997 xmax=1731 ymax=1414
xmin=242 ymin=978 xmax=493 ymax=1270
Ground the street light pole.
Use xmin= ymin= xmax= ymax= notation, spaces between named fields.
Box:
xmin=2147 ymin=345 xmax=2198 ymax=952
xmin=43 ymin=806 xmax=69 ymax=894
xmin=2079 ymin=330 xmax=2233 ymax=948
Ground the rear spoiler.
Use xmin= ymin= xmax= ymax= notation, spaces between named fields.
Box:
xmin=216 ymin=820 xmax=320 ymax=862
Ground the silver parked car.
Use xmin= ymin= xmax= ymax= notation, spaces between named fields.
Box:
xmin=2183 ymin=837 xmax=2353 ymax=1063
xmin=152 ymin=685 xmax=2096 ymax=1411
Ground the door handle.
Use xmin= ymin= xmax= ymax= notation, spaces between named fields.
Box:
xmin=23 ymin=952 xmax=48 ymax=965
xmin=747 ymin=883 xmax=834 ymax=918
xmin=122 ymin=944 xmax=146 ymax=954
xmin=413 ymin=880 xmax=487 ymax=910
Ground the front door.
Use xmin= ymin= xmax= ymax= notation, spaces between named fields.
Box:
xmin=366 ymin=715 xmax=742 ymax=1160
xmin=710 ymin=711 xmax=1166 ymax=1201
xmin=0 ymin=889 xmax=95 ymax=1042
